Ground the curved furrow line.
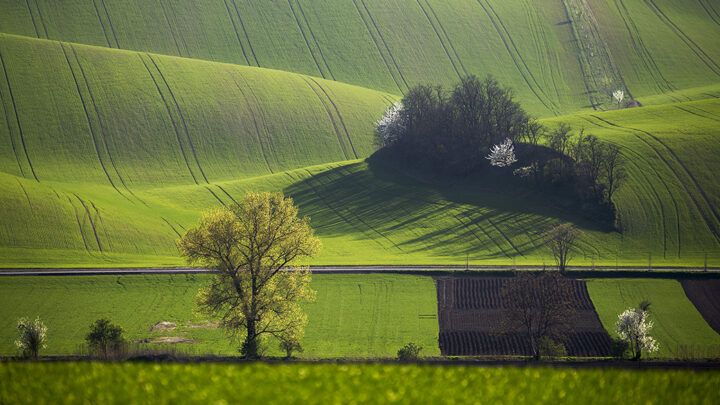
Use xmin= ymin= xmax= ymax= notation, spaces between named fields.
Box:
xmin=0 ymin=46 xmax=38 ymax=181
xmin=359 ymin=0 xmax=410 ymax=91
xmin=0 ymin=75 xmax=25 ymax=177
xmin=233 ymin=73 xmax=275 ymax=173
xmin=158 ymin=0 xmax=184 ymax=57
xmin=205 ymin=186 xmax=226 ymax=207
xmin=161 ymin=217 xmax=182 ymax=237
xmin=614 ymin=0 xmax=675 ymax=93
xmin=674 ymin=105 xmax=720 ymax=123
xmin=222 ymin=0 xmax=250 ymax=65
xmin=138 ymin=54 xmax=198 ymax=185
xmin=415 ymin=0 xmax=462 ymax=79
xmin=349 ymin=0 xmax=405 ymax=95
xmin=475 ymin=0 xmax=557 ymax=115
xmin=91 ymin=0 xmax=112 ymax=48
xmin=75 ymin=194 xmax=103 ymax=252
xmin=60 ymin=43 xmax=127 ymax=197
xmin=167 ymin=2 xmax=190 ymax=57
xmin=303 ymin=169 xmax=386 ymax=249
xmin=287 ymin=0 xmax=326 ymax=79
xmin=23 ymin=0 xmax=40 ymax=38
xmin=301 ymin=77 xmax=350 ymax=160
xmin=31 ymin=0 xmax=48 ymax=39
xmin=308 ymin=77 xmax=357 ymax=158
xmin=487 ymin=216 xmax=523 ymax=256
xmin=216 ymin=184 xmax=239 ymax=205
xmin=296 ymin=0 xmax=335 ymax=80
xmin=148 ymin=55 xmax=208 ymax=183
xmin=580 ymin=116 xmax=672 ymax=255
xmin=526 ymin=0 xmax=561 ymax=106
xmin=90 ymin=201 xmax=112 ymax=250
xmin=456 ymin=208 xmax=510 ymax=258
xmin=230 ymin=0 xmax=259 ymax=67
xmin=67 ymin=196 xmax=89 ymax=252
xmin=70 ymin=45 xmax=145 ymax=204
xmin=424 ymin=0 xmax=468 ymax=75
xmin=231 ymin=78 xmax=273 ymax=174
xmin=99 ymin=0 xmax=120 ymax=48
xmin=592 ymin=114 xmax=720 ymax=245
xmin=643 ymin=0 xmax=720 ymax=77
xmin=15 ymin=179 xmax=33 ymax=212
xmin=698 ymin=0 xmax=720 ymax=26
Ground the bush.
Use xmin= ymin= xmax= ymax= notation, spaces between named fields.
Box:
xmin=279 ymin=336 xmax=303 ymax=359
xmin=397 ymin=342 xmax=423 ymax=361
xmin=537 ymin=336 xmax=567 ymax=359
xmin=611 ymin=337 xmax=630 ymax=359
xmin=85 ymin=318 xmax=125 ymax=359
xmin=15 ymin=317 xmax=47 ymax=359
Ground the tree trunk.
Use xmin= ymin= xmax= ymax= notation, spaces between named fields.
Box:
xmin=244 ymin=318 xmax=258 ymax=359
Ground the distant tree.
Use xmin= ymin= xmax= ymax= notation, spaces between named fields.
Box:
xmin=375 ymin=102 xmax=406 ymax=148
xmin=85 ymin=318 xmax=125 ymax=359
xmin=600 ymin=143 xmax=627 ymax=202
xmin=543 ymin=224 xmax=581 ymax=274
xmin=397 ymin=342 xmax=423 ymax=361
xmin=615 ymin=302 xmax=658 ymax=361
xmin=177 ymin=191 xmax=320 ymax=359
xmin=613 ymin=90 xmax=624 ymax=108
xmin=15 ymin=317 xmax=47 ymax=359
xmin=278 ymin=333 xmax=303 ymax=359
xmin=522 ymin=119 xmax=545 ymax=146
xmin=537 ymin=336 xmax=567 ymax=359
xmin=545 ymin=123 xmax=573 ymax=177
xmin=486 ymin=138 xmax=518 ymax=167
xmin=500 ymin=272 xmax=578 ymax=360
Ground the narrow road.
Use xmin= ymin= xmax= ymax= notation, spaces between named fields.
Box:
xmin=0 ymin=265 xmax=718 ymax=276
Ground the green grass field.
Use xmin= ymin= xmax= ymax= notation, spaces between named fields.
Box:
xmin=0 ymin=274 xmax=439 ymax=357
xmin=1 ymin=362 xmax=718 ymax=404
xmin=586 ymin=278 xmax=720 ymax=358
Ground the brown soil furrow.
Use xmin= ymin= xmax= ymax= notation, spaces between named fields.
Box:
xmin=149 ymin=55 xmax=209 ymax=183
xmin=301 ymin=77 xmax=350 ymax=160
xmin=205 ymin=186 xmax=226 ymax=207
xmin=75 ymin=194 xmax=103 ymax=252
xmin=231 ymin=78 xmax=273 ymax=173
xmin=287 ymin=0 xmax=326 ymax=78
xmin=231 ymin=0 xmax=260 ymax=66
xmin=161 ymin=217 xmax=182 ymax=237
xmin=0 ymin=46 xmax=38 ymax=181
xmin=296 ymin=0 xmax=335 ymax=80
xmin=138 ymin=54 xmax=197 ymax=184
xmin=91 ymin=0 xmax=113 ymax=48
xmin=358 ymin=0 xmax=409 ymax=91
xmin=223 ymin=0 xmax=250 ymax=65
xmin=681 ymin=280 xmax=720 ymax=334
xmin=308 ymin=77 xmax=357 ymax=158
xmin=99 ymin=0 xmax=120 ymax=48
xmin=415 ymin=0 xmax=462 ymax=79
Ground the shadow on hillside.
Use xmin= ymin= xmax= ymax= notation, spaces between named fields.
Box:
xmin=282 ymin=152 xmax=611 ymax=258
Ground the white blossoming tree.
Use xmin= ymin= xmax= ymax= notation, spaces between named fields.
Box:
xmin=15 ymin=317 xmax=47 ymax=359
xmin=486 ymin=138 xmax=518 ymax=167
xmin=615 ymin=305 xmax=658 ymax=360
xmin=612 ymin=89 xmax=624 ymax=108
xmin=375 ymin=102 xmax=407 ymax=147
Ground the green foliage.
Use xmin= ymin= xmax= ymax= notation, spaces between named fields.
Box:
xmin=397 ymin=342 xmax=423 ymax=361
xmin=1 ymin=362 xmax=718 ymax=404
xmin=537 ymin=336 xmax=567 ymax=359
xmin=85 ymin=318 xmax=124 ymax=358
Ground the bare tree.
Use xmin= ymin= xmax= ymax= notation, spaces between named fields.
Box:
xmin=543 ymin=223 xmax=581 ymax=274
xmin=600 ymin=143 xmax=627 ymax=202
xmin=500 ymin=272 xmax=578 ymax=359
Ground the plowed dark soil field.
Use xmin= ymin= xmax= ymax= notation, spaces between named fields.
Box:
xmin=681 ymin=280 xmax=720 ymax=334
xmin=436 ymin=277 xmax=612 ymax=357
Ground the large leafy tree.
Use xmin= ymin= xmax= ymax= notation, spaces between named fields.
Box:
xmin=177 ymin=191 xmax=321 ymax=358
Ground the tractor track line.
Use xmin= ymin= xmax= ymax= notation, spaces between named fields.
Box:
xmin=138 ymin=54 xmax=198 ymax=185
xmin=287 ymin=0 xmax=327 ymax=79
xmin=476 ymin=0 xmax=556 ymax=115
xmin=675 ymin=105 xmax=720 ymax=123
xmin=216 ymin=184 xmax=239 ymax=205
xmin=359 ymin=0 xmax=410 ymax=91
xmin=301 ymin=77 xmax=350 ymax=160
xmin=223 ymin=0 xmax=250 ymax=65
xmin=349 ymin=0 xmax=405 ymax=95
xmin=309 ymin=77 xmax=357 ymax=158
xmin=560 ymin=0 xmax=596 ymax=110
xmin=161 ymin=217 xmax=182 ymax=237
xmin=99 ymin=0 xmax=120 ymax=48
xmin=91 ymin=0 xmax=113 ymax=48
xmin=643 ymin=0 xmax=720 ymax=77
xmin=456 ymin=210 xmax=510 ymax=258
xmin=415 ymin=0 xmax=462 ymax=79
xmin=295 ymin=0 xmax=335 ymax=80
xmin=0 ymin=73 xmax=25 ymax=177
xmin=592 ymin=115 xmax=720 ymax=245
xmin=16 ymin=179 xmax=33 ymax=212
xmin=487 ymin=216 xmax=523 ymax=256
xmin=167 ymin=1 xmax=190 ymax=57
xmin=23 ymin=0 xmax=40 ymax=38
xmin=75 ymin=194 xmax=103 ymax=252
xmin=148 ymin=55 xmax=209 ymax=183
xmin=90 ymin=201 xmax=112 ymax=250
xmin=158 ymin=0 xmax=184 ymax=58
xmin=231 ymin=78 xmax=273 ymax=174
xmin=233 ymin=73 xmax=275 ymax=173
xmin=0 ymin=47 xmax=38 ymax=181
xmin=205 ymin=186 xmax=226 ymax=206
xmin=31 ymin=0 xmax=48 ymax=38
xmin=70 ymin=45 xmax=144 ymax=204
xmin=67 ymin=196 xmax=89 ymax=252
xmin=580 ymin=116 xmax=673 ymax=256
xmin=231 ymin=0 xmax=259 ymax=67
xmin=424 ymin=0 xmax=467 ymax=75
xmin=60 ymin=43 xmax=127 ymax=199
xmin=699 ymin=0 xmax=720 ymax=26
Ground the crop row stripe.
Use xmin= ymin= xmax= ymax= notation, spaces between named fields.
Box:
xmin=231 ymin=76 xmax=273 ymax=174
xmin=287 ymin=0 xmax=329 ymax=79
xmin=223 ymin=0 xmax=250 ymax=66
xmin=309 ymin=77 xmax=357 ymax=159
xmin=75 ymin=194 xmax=103 ymax=252
xmin=233 ymin=72 xmax=275 ymax=173
xmin=67 ymin=196 xmax=90 ymax=252
xmin=158 ymin=0 xmax=188 ymax=58
xmin=301 ymin=77 xmax=351 ymax=160
xmin=230 ymin=0 xmax=260 ymax=67
xmin=91 ymin=0 xmax=113 ymax=49
xmin=99 ymin=0 xmax=120 ymax=48
xmin=415 ymin=0 xmax=463 ymax=80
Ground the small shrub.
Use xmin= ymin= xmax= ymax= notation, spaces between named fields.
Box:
xmin=611 ymin=337 xmax=630 ymax=359
xmin=279 ymin=336 xmax=303 ymax=359
xmin=397 ymin=342 xmax=423 ymax=361
xmin=85 ymin=318 xmax=125 ymax=359
xmin=537 ymin=336 xmax=567 ymax=359
xmin=15 ymin=317 xmax=47 ymax=359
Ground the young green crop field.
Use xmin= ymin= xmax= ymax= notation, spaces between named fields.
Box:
xmin=586 ymin=278 xmax=720 ymax=358
xmin=0 ymin=274 xmax=439 ymax=358
xmin=1 ymin=362 xmax=718 ymax=404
